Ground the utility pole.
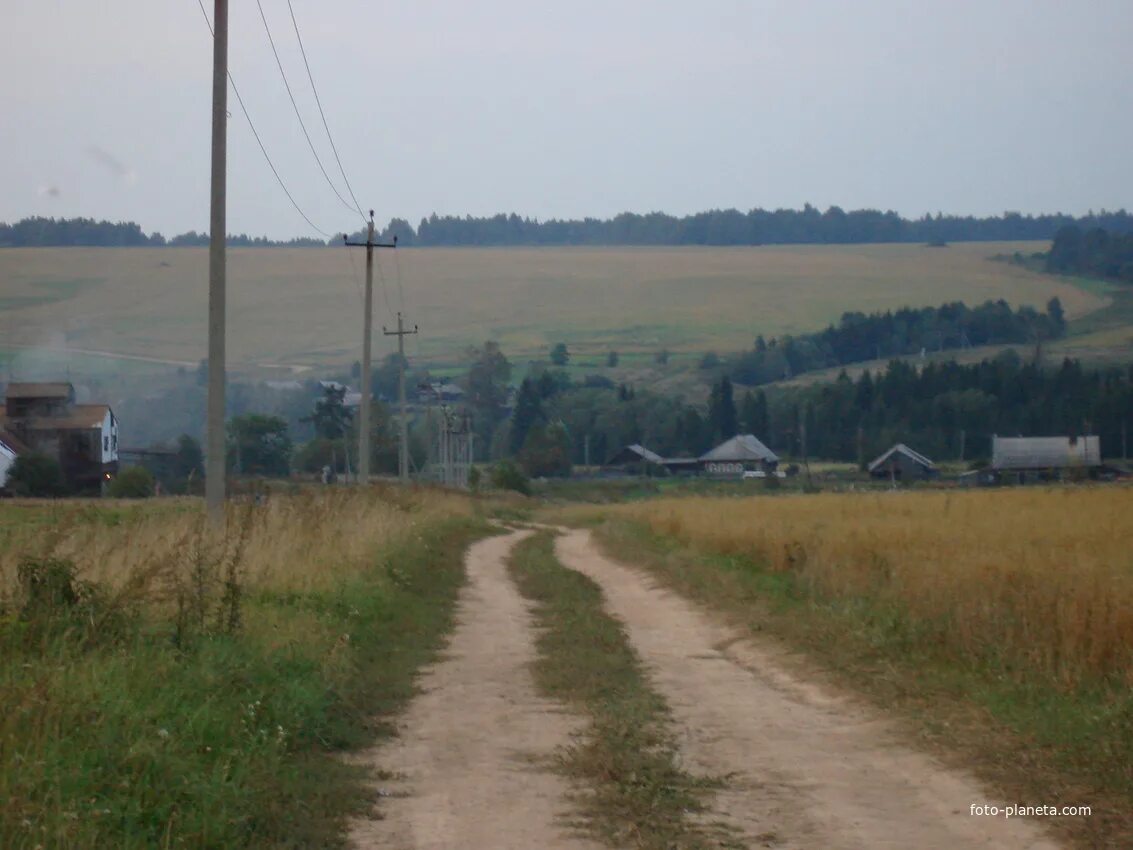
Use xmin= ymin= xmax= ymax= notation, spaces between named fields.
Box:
xmin=383 ymin=311 xmax=418 ymax=483
xmin=345 ymin=213 xmax=396 ymax=484
xmin=206 ymin=0 xmax=228 ymax=526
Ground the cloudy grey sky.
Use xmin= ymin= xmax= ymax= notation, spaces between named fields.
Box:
xmin=3 ymin=0 xmax=1131 ymax=239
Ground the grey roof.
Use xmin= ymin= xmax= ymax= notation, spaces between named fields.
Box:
xmin=699 ymin=434 xmax=778 ymax=464
xmin=626 ymin=444 xmax=664 ymax=464
xmin=992 ymin=436 xmax=1101 ymax=470
xmin=4 ymin=382 xmax=74 ymax=400
xmin=867 ymin=443 xmax=935 ymax=474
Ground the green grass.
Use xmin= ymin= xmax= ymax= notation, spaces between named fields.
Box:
xmin=0 ymin=515 xmax=484 ymax=849
xmin=506 ymin=531 xmax=732 ymax=850
xmin=590 ymin=519 xmax=1133 ymax=850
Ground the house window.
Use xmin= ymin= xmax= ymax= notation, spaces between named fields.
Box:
xmin=112 ymin=435 xmax=117 ymax=451
xmin=104 ymin=436 xmax=109 ymax=452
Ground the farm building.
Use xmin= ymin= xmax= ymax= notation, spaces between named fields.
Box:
xmin=605 ymin=443 xmax=666 ymax=473
xmin=991 ymin=435 xmax=1101 ymax=482
xmin=867 ymin=443 xmax=937 ymax=481
xmin=0 ymin=382 xmax=120 ymax=494
xmin=699 ymin=434 xmax=779 ymax=477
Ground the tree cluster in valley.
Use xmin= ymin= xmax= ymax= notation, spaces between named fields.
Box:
xmin=1046 ymin=226 xmax=1133 ymax=284
xmin=760 ymin=355 xmax=1133 ymax=466
xmin=731 ymin=299 xmax=1067 ymax=385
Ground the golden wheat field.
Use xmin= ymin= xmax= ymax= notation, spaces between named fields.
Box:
xmin=0 ymin=487 xmax=473 ymax=603
xmin=604 ymin=487 xmax=1133 ymax=686
xmin=0 ymin=242 xmax=1102 ymax=371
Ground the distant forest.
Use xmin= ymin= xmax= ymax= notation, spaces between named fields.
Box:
xmin=1046 ymin=226 xmax=1133 ymax=284
xmin=731 ymin=298 xmax=1067 ymax=385
xmin=758 ymin=355 xmax=1133 ymax=465
xmin=3 ymin=207 xmax=1133 ymax=248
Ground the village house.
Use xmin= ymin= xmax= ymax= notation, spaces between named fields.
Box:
xmin=867 ymin=443 xmax=937 ymax=482
xmin=699 ymin=434 xmax=779 ymax=477
xmin=0 ymin=382 xmax=120 ymax=494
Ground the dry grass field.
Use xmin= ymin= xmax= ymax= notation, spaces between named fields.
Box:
xmin=0 ymin=487 xmax=483 ymax=848
xmin=0 ymin=242 xmax=1104 ymax=373
xmin=602 ymin=487 xmax=1133 ymax=686
xmin=0 ymin=486 xmax=472 ymax=599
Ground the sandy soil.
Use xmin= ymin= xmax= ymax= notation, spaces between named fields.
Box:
xmin=348 ymin=530 xmax=600 ymax=850
xmin=554 ymin=529 xmax=1062 ymax=850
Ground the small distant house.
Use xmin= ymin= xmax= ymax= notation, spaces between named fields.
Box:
xmin=867 ymin=443 xmax=937 ymax=481
xmin=0 ymin=382 xmax=119 ymax=494
xmin=605 ymin=444 xmax=665 ymax=471
xmin=416 ymin=383 xmax=464 ymax=405
xmin=699 ymin=434 xmax=779 ymax=477
xmin=991 ymin=435 xmax=1101 ymax=482
xmin=0 ymin=430 xmax=28 ymax=492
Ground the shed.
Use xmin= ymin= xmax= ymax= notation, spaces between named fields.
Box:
xmin=867 ymin=443 xmax=937 ymax=481
xmin=699 ymin=434 xmax=778 ymax=476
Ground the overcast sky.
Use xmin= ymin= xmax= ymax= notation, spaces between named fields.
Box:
xmin=3 ymin=0 xmax=1131 ymax=239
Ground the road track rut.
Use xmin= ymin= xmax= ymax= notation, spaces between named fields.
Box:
xmin=555 ymin=528 xmax=1061 ymax=850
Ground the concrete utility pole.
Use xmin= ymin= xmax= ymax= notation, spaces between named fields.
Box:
xmin=383 ymin=312 xmax=419 ymax=483
xmin=206 ymin=0 xmax=228 ymax=526
xmin=345 ymin=213 xmax=396 ymax=484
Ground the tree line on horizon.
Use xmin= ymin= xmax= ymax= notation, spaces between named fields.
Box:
xmin=4 ymin=206 xmax=1133 ymax=248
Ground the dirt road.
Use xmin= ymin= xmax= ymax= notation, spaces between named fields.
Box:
xmin=349 ymin=530 xmax=598 ymax=850
xmin=554 ymin=529 xmax=1060 ymax=850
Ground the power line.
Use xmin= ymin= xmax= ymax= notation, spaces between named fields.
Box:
xmin=285 ymin=0 xmax=367 ymax=222
xmin=195 ymin=0 xmax=332 ymax=238
xmin=255 ymin=0 xmax=362 ymax=222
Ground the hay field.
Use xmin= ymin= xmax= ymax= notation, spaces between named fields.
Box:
xmin=602 ymin=487 xmax=1133 ymax=687
xmin=0 ymin=242 xmax=1103 ymax=372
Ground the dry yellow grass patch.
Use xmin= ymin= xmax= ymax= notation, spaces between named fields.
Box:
xmin=607 ymin=487 xmax=1133 ymax=686
xmin=0 ymin=486 xmax=474 ymax=603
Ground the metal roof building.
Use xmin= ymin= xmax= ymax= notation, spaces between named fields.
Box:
xmin=992 ymin=436 xmax=1101 ymax=471
xmin=606 ymin=444 xmax=665 ymax=466
xmin=700 ymin=434 xmax=779 ymax=465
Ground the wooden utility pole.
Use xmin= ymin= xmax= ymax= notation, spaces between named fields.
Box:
xmin=345 ymin=213 xmax=396 ymax=484
xmin=206 ymin=0 xmax=228 ymax=526
xmin=383 ymin=311 xmax=418 ymax=483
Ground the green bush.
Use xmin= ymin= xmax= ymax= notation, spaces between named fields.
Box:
xmin=108 ymin=466 xmax=155 ymax=498
xmin=490 ymin=459 xmax=531 ymax=495
xmin=7 ymin=451 xmax=67 ymax=497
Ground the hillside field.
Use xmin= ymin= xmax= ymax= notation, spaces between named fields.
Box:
xmin=0 ymin=242 xmax=1107 ymax=376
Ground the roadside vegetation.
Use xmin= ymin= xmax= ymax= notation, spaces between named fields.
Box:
xmin=0 ymin=487 xmax=482 ymax=849
xmin=569 ymin=487 xmax=1133 ymax=847
xmin=507 ymin=532 xmax=731 ymax=850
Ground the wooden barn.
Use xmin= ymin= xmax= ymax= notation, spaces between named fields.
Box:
xmin=867 ymin=443 xmax=937 ymax=481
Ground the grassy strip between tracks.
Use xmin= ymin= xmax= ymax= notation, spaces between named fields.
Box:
xmin=507 ymin=531 xmax=736 ymax=850
xmin=588 ymin=516 xmax=1133 ymax=850
xmin=1 ymin=493 xmax=484 ymax=849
